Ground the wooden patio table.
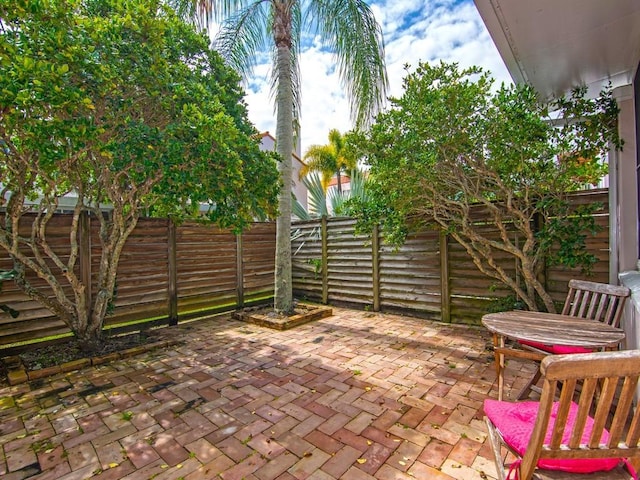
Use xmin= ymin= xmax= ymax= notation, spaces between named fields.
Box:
xmin=482 ymin=310 xmax=626 ymax=400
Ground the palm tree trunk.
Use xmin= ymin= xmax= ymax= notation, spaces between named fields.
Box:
xmin=336 ymin=170 xmax=342 ymax=193
xmin=273 ymin=2 xmax=294 ymax=314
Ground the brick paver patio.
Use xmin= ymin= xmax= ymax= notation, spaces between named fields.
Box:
xmin=0 ymin=307 xmax=535 ymax=480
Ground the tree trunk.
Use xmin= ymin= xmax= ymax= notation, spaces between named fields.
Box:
xmin=273 ymin=2 xmax=294 ymax=314
xmin=75 ymin=322 xmax=104 ymax=354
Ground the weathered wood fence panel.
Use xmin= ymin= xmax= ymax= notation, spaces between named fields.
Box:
xmin=0 ymin=216 xmax=276 ymax=348
xmin=291 ymin=220 xmax=324 ymax=300
xmin=101 ymin=218 xmax=171 ymax=326
xmin=241 ymin=222 xmax=276 ymax=304
xmin=175 ymin=222 xmax=238 ymax=314
xmin=327 ymin=218 xmax=374 ymax=306
xmin=0 ymin=189 xmax=610 ymax=347
xmin=292 ymin=189 xmax=610 ymax=324
xmin=0 ymin=215 xmax=75 ymax=344
xmin=447 ymin=225 xmax=520 ymax=324
xmin=379 ymin=229 xmax=442 ymax=316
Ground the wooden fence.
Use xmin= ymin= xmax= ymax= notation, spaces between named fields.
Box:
xmin=292 ymin=189 xmax=610 ymax=323
xmin=0 ymin=217 xmax=275 ymax=348
xmin=0 ymin=189 xmax=609 ymax=349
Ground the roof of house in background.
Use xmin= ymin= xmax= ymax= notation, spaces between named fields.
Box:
xmin=258 ymin=131 xmax=306 ymax=167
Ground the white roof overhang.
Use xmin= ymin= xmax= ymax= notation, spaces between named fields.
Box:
xmin=473 ymin=0 xmax=640 ymax=100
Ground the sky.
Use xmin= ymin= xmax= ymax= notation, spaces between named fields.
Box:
xmin=235 ymin=0 xmax=513 ymax=155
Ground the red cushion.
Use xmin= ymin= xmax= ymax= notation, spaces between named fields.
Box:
xmin=518 ymin=339 xmax=593 ymax=354
xmin=484 ymin=399 xmax=620 ymax=473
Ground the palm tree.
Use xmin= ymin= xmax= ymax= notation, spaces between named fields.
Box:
xmin=183 ymin=0 xmax=388 ymax=313
xmin=293 ymin=167 xmax=370 ymax=220
xmin=301 ymin=129 xmax=356 ymax=194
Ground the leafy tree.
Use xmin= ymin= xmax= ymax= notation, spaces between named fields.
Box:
xmin=180 ymin=0 xmax=388 ymax=313
xmin=0 ymin=0 xmax=279 ymax=352
xmin=353 ymin=62 xmax=621 ymax=312
xmin=302 ymin=129 xmax=356 ymax=193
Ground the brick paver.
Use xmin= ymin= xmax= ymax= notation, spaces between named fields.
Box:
xmin=0 ymin=307 xmax=536 ymax=479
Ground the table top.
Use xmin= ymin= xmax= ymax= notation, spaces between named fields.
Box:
xmin=482 ymin=310 xmax=626 ymax=348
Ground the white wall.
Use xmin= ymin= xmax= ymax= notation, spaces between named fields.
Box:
xmin=615 ymin=85 xmax=639 ymax=351
xmin=259 ymin=133 xmax=308 ymax=210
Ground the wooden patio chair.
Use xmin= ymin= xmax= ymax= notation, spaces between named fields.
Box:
xmin=512 ymin=280 xmax=630 ymax=399
xmin=561 ymin=279 xmax=631 ymax=328
xmin=485 ymin=350 xmax=640 ymax=480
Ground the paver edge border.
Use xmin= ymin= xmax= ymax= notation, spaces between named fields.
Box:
xmin=3 ymin=339 xmax=181 ymax=385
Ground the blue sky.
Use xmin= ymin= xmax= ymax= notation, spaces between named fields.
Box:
xmin=239 ymin=0 xmax=512 ymax=153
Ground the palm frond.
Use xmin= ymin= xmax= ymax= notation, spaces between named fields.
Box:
xmin=303 ymin=172 xmax=328 ymax=217
xmin=307 ymin=0 xmax=388 ymax=128
xmin=213 ymin=3 xmax=270 ymax=79
xmin=165 ymin=0 xmax=199 ymax=25
xmin=328 ymin=128 xmax=344 ymax=151
xmin=301 ymin=144 xmax=337 ymax=182
xmin=193 ymin=0 xmax=256 ymax=28
xmin=292 ymin=192 xmax=310 ymax=220
xmin=328 ymin=187 xmax=347 ymax=215
xmin=330 ymin=168 xmax=368 ymax=215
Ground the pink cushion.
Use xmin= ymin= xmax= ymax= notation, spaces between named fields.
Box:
xmin=518 ymin=339 xmax=593 ymax=354
xmin=484 ymin=399 xmax=620 ymax=473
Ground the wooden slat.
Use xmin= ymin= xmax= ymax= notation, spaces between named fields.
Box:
xmin=0 ymin=189 xmax=610 ymax=348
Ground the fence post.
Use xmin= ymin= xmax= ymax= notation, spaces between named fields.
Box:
xmin=236 ymin=231 xmax=244 ymax=308
xmin=440 ymin=229 xmax=451 ymax=323
xmin=79 ymin=211 xmax=92 ymax=316
xmin=167 ymin=218 xmax=178 ymax=326
xmin=372 ymin=224 xmax=381 ymax=311
xmin=321 ymin=216 xmax=329 ymax=304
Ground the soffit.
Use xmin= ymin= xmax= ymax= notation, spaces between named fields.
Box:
xmin=474 ymin=0 xmax=640 ymax=100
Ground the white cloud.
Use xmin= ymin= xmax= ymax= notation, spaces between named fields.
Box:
xmin=240 ymin=0 xmax=512 ymax=154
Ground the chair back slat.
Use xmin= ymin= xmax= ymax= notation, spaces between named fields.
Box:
xmin=590 ymin=377 xmax=618 ymax=447
xmin=568 ymin=378 xmax=596 ymax=448
xmin=562 ymin=279 xmax=630 ymax=327
xmin=609 ymin=377 xmax=639 ymax=445
xmin=551 ymin=378 xmax=576 ymax=448
xmin=593 ymin=293 xmax=608 ymax=320
xmin=518 ymin=351 xmax=640 ymax=480
xmin=626 ymin=404 xmax=640 ymax=447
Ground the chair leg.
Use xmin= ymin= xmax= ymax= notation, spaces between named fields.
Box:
xmin=485 ymin=417 xmax=508 ymax=480
xmin=516 ymin=370 xmax=542 ymax=400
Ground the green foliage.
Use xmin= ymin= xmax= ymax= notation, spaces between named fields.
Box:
xmin=121 ymin=411 xmax=133 ymax=421
xmin=351 ymin=61 xmax=620 ymax=312
xmin=487 ymin=294 xmax=527 ymax=313
xmin=294 ymin=172 xmax=329 ymax=219
xmin=536 ymin=202 xmax=603 ymax=272
xmin=307 ymin=258 xmax=322 ymax=279
xmin=0 ymin=0 xmax=279 ymax=227
xmin=0 ymin=0 xmax=279 ymax=350
xmin=293 ymin=168 xmax=370 ymax=220
xmin=302 ymin=129 xmax=357 ymax=193
xmin=183 ymin=0 xmax=388 ymax=313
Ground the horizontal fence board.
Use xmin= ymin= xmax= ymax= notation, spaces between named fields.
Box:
xmin=0 ymin=189 xmax=610 ymax=349
xmin=0 ymin=214 xmax=276 ymax=349
xmin=292 ymin=190 xmax=610 ymax=325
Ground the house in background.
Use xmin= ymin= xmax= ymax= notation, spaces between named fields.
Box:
xmin=259 ymin=131 xmax=308 ymax=211
xmin=473 ymin=0 xmax=640 ymax=348
xmin=327 ymin=174 xmax=351 ymax=194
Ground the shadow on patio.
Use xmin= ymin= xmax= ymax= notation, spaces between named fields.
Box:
xmin=0 ymin=307 xmax=537 ymax=480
